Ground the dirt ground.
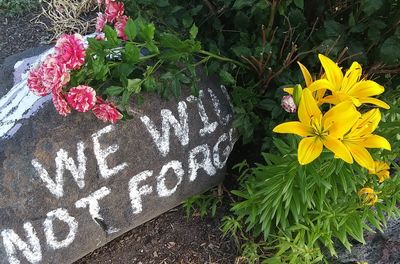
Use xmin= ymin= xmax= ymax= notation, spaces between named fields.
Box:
xmin=75 ymin=206 xmax=237 ymax=264
xmin=0 ymin=11 xmax=239 ymax=264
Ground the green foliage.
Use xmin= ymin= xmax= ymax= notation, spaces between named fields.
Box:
xmin=71 ymin=16 xmax=209 ymax=113
xmin=225 ymin=130 xmax=400 ymax=262
xmin=0 ymin=0 xmax=39 ymax=17
xmin=119 ymin=1 xmax=400 ymax=262
xmin=182 ymin=188 xmax=222 ymax=218
xmin=124 ymin=0 xmax=400 ymax=145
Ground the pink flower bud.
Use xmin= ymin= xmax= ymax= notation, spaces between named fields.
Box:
xmin=96 ymin=12 xmax=106 ymax=33
xmin=92 ymin=97 xmax=123 ymax=123
xmin=281 ymin=95 xmax=297 ymax=113
xmin=52 ymin=91 xmax=71 ymax=116
xmin=115 ymin=15 xmax=128 ymax=40
xmin=66 ymin=85 xmax=97 ymax=112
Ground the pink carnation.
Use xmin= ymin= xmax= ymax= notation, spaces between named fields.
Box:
xmin=27 ymin=64 xmax=51 ymax=96
xmin=41 ymin=55 xmax=70 ymax=93
xmin=52 ymin=92 xmax=71 ymax=116
xmin=115 ymin=15 xmax=128 ymax=40
xmin=281 ymin=95 xmax=297 ymax=113
xmin=55 ymin=34 xmax=86 ymax=70
xmin=105 ymin=1 xmax=124 ymax=23
xmin=96 ymin=12 xmax=106 ymax=33
xmin=66 ymin=85 xmax=97 ymax=112
xmin=92 ymin=97 xmax=123 ymax=123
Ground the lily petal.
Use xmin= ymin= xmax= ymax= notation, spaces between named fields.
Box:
xmin=273 ymin=121 xmax=312 ymax=137
xmin=308 ymin=79 xmax=335 ymax=92
xmin=323 ymin=136 xmax=353 ymax=164
xmin=358 ymin=97 xmax=390 ymax=109
xmin=298 ymin=88 xmax=322 ymax=125
xmin=321 ymin=92 xmax=361 ymax=106
xmin=297 ymin=62 xmax=312 ymax=87
xmin=342 ymin=61 xmax=362 ymax=93
xmin=314 ymin=89 xmax=326 ymax=102
xmin=362 ymin=135 xmax=391 ymax=150
xmin=323 ymin=101 xmax=360 ymax=138
xmin=352 ymin=109 xmax=381 ymax=135
xmin=298 ymin=137 xmax=323 ymax=165
xmin=346 ymin=143 xmax=375 ymax=170
xmin=283 ymin=87 xmax=294 ymax=94
xmin=318 ymin=54 xmax=343 ymax=91
xmin=348 ymin=80 xmax=384 ymax=97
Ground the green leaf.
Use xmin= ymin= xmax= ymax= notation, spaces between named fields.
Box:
xmin=219 ymin=70 xmax=236 ymax=86
xmin=189 ymin=23 xmax=198 ymax=39
xmin=87 ymin=37 xmax=103 ymax=51
xmin=160 ymin=33 xmax=185 ymax=49
xmin=324 ymin=19 xmax=345 ymax=37
xmin=117 ymin=63 xmax=134 ymax=77
xmin=145 ymin=41 xmax=159 ymax=54
xmin=127 ymin=78 xmax=142 ymax=94
xmin=103 ymin=25 xmax=120 ymax=47
xmin=361 ymin=0 xmax=383 ymax=16
xmin=293 ymin=0 xmax=304 ymax=9
xmin=232 ymin=46 xmax=252 ymax=57
xmin=121 ymin=90 xmax=131 ymax=106
xmin=156 ymin=0 xmax=169 ymax=7
xmin=124 ymin=18 xmax=137 ymax=41
xmin=140 ymin=23 xmax=155 ymax=42
xmin=105 ymin=86 xmax=124 ymax=96
xmin=123 ymin=43 xmax=140 ymax=64
xmin=143 ymin=76 xmax=157 ymax=92
xmin=232 ymin=0 xmax=253 ymax=10
xmin=380 ymin=35 xmax=400 ymax=65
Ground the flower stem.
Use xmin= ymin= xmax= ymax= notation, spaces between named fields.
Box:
xmin=197 ymin=50 xmax=247 ymax=69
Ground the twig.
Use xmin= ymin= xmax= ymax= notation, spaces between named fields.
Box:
xmin=203 ymin=0 xmax=217 ymax=15
xmin=336 ymin=47 xmax=349 ymax=64
xmin=304 ymin=17 xmax=319 ymax=43
xmin=265 ymin=0 xmax=279 ymax=39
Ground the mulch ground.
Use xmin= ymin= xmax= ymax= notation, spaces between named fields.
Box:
xmin=0 ymin=12 xmax=51 ymax=64
xmin=0 ymin=10 xmax=239 ymax=264
xmin=75 ymin=206 xmax=237 ymax=264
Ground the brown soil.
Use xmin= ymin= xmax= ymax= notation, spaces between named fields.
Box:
xmin=0 ymin=10 xmax=239 ymax=264
xmin=75 ymin=206 xmax=237 ymax=264
xmin=0 ymin=12 xmax=51 ymax=64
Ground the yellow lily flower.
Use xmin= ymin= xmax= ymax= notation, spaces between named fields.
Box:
xmin=358 ymin=187 xmax=380 ymax=206
xmin=284 ymin=62 xmax=327 ymax=104
xmin=342 ymin=109 xmax=391 ymax=170
xmin=273 ymin=88 xmax=360 ymax=165
xmin=315 ymin=54 xmax=390 ymax=109
xmin=368 ymin=160 xmax=390 ymax=183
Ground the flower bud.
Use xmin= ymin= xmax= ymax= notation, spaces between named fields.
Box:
xmin=293 ymin=84 xmax=303 ymax=106
xmin=281 ymin=95 xmax=296 ymax=113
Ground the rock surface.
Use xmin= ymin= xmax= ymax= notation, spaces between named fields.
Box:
xmin=332 ymin=217 xmax=400 ymax=263
xmin=0 ymin=48 xmax=235 ymax=264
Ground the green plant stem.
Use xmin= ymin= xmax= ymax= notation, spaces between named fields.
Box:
xmin=197 ymin=50 xmax=247 ymax=69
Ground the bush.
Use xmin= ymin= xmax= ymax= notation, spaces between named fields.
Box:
xmin=0 ymin=0 xmax=39 ymax=17
xmin=120 ymin=1 xmax=400 ymax=262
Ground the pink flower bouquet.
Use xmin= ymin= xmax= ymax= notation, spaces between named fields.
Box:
xmin=27 ymin=0 xmax=209 ymax=123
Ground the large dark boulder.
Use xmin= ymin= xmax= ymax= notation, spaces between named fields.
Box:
xmin=333 ymin=217 xmax=400 ymax=264
xmin=0 ymin=48 xmax=236 ymax=264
